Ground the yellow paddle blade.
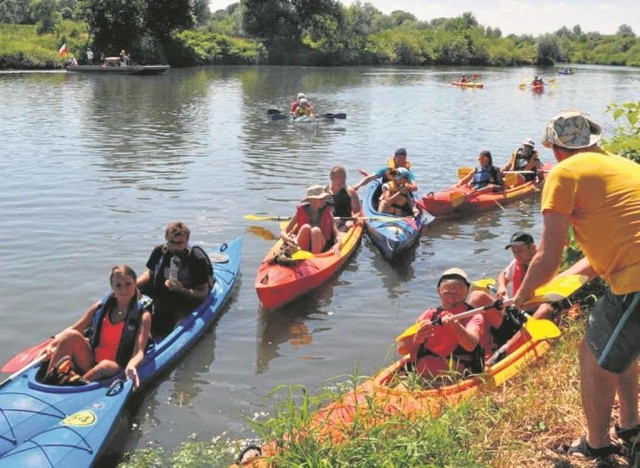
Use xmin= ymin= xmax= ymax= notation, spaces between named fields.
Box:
xmin=526 ymin=274 xmax=588 ymax=304
xmin=519 ymin=83 xmax=526 ymax=89
xmin=279 ymin=221 xmax=289 ymax=230
xmin=457 ymin=167 xmax=473 ymax=179
xmin=523 ymin=317 xmax=561 ymax=340
xmin=291 ymin=250 xmax=314 ymax=260
xmin=504 ymin=172 xmax=519 ymax=187
xmin=450 ymin=191 xmax=466 ymax=207
xmin=396 ymin=322 xmax=421 ymax=342
xmin=471 ymin=278 xmax=496 ymax=291
xmin=548 ymin=78 xmax=556 ymax=83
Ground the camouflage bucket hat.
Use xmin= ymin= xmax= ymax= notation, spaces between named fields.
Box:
xmin=542 ymin=111 xmax=602 ymax=149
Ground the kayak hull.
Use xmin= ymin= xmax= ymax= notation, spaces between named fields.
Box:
xmin=419 ymin=163 xmax=553 ymax=217
xmin=255 ymin=221 xmax=363 ymax=311
xmin=237 ymin=328 xmax=552 ymax=466
xmin=451 ymin=81 xmax=484 ymax=88
xmin=0 ymin=237 xmax=242 ymax=467
xmin=362 ymin=181 xmax=431 ymax=261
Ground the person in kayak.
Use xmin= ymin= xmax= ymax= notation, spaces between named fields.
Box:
xmin=513 ymin=111 xmax=640 ymax=459
xmin=137 ymin=221 xmax=214 ymax=338
xmin=531 ymin=75 xmax=544 ymax=87
xmin=501 ymin=138 xmax=542 ymax=183
xmin=326 ymin=165 xmax=361 ymax=230
xmin=459 ymin=74 xmax=468 ymax=83
xmin=280 ymin=184 xmax=341 ymax=255
xmin=354 ymin=147 xmax=419 ymax=192
xmin=457 ymin=150 xmax=504 ymax=191
xmin=378 ymin=167 xmax=417 ymax=216
xmin=396 ymin=268 xmax=485 ymax=378
xmin=290 ymin=92 xmax=311 ymax=115
xmin=43 ymin=265 xmax=152 ymax=388
xmin=291 ymin=98 xmax=315 ymax=118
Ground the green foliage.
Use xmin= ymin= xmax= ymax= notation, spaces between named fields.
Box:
xmin=605 ymin=101 xmax=640 ymax=162
xmin=173 ymin=28 xmax=264 ymax=65
xmin=0 ymin=0 xmax=31 ymax=24
xmin=29 ymin=0 xmax=61 ymax=34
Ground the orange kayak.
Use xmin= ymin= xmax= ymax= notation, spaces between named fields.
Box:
xmin=254 ymin=219 xmax=364 ymax=310
xmin=451 ymin=81 xmax=484 ymax=88
xmin=419 ymin=163 xmax=553 ymax=217
xmin=235 ymin=330 xmax=552 ymax=466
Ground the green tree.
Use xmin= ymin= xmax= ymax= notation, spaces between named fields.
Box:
xmin=0 ymin=0 xmax=31 ymax=24
xmin=29 ymin=0 xmax=61 ymax=33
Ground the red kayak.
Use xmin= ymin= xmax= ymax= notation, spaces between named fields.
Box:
xmin=255 ymin=220 xmax=364 ymax=310
xmin=419 ymin=163 xmax=553 ymax=217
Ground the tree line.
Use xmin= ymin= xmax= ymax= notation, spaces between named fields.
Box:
xmin=1 ymin=0 xmax=639 ymax=68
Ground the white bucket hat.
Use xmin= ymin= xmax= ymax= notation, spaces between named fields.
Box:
xmin=542 ymin=111 xmax=602 ymax=149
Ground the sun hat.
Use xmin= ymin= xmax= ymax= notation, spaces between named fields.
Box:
xmin=297 ymin=92 xmax=306 ymax=99
xmin=437 ymin=268 xmax=470 ymax=287
xmin=299 ymin=98 xmax=308 ymax=106
xmin=504 ymin=231 xmax=534 ymax=249
xmin=303 ymin=184 xmax=330 ymax=201
xmin=542 ymin=111 xmax=602 ymax=149
xmin=394 ymin=147 xmax=407 ymax=157
xmin=393 ymin=167 xmax=410 ymax=179
xmin=523 ymin=138 xmax=535 ymax=148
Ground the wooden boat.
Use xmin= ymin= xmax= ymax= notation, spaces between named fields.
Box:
xmin=236 ymin=328 xmax=552 ymax=466
xmin=255 ymin=221 xmax=363 ymax=311
xmin=0 ymin=237 xmax=241 ymax=466
xmin=419 ymin=163 xmax=553 ymax=217
xmin=66 ymin=64 xmax=170 ymax=75
xmin=451 ymin=81 xmax=484 ymax=88
xmin=362 ymin=180 xmax=431 ymax=261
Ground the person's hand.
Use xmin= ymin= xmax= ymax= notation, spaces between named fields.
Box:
xmin=413 ymin=320 xmax=434 ymax=344
xmin=164 ymin=278 xmax=183 ymax=291
xmin=439 ymin=312 xmax=456 ymax=326
xmin=332 ymin=238 xmax=342 ymax=254
xmin=496 ymin=287 xmax=507 ymax=300
xmin=125 ymin=365 xmax=140 ymax=389
xmin=513 ymin=288 xmax=533 ymax=310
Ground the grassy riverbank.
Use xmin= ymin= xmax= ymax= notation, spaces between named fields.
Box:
xmin=119 ymin=303 xmax=633 ymax=467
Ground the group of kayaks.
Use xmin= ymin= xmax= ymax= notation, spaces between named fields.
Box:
xmin=0 ymin=238 xmax=242 ymax=467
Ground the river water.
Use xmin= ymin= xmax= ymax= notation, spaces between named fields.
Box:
xmin=1 ymin=64 xmax=639 ymax=462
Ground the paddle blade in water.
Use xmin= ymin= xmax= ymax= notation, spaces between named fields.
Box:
xmin=523 ymin=317 xmax=561 ymax=341
xmin=267 ymin=109 xmax=282 ymax=114
xmin=272 ymin=113 xmax=288 ymax=121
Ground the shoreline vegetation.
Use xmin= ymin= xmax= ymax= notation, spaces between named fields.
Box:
xmin=1 ymin=2 xmax=639 ymax=70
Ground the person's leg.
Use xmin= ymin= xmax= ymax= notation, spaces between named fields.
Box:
xmin=47 ymin=329 xmax=93 ymax=374
xmin=579 ymin=338 xmax=616 ymax=448
xmin=309 ymin=227 xmax=326 ymax=254
xmin=616 ymin=362 xmax=639 ymax=430
xmin=295 ymin=225 xmax=311 ymax=251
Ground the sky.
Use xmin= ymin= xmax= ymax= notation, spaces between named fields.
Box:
xmin=208 ymin=0 xmax=640 ymax=37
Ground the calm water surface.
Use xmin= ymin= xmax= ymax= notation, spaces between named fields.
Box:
xmin=1 ymin=65 xmax=639 ymax=462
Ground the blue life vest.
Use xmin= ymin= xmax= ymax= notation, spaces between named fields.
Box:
xmin=90 ymin=293 xmax=146 ymax=368
xmin=473 ymin=166 xmax=498 ymax=189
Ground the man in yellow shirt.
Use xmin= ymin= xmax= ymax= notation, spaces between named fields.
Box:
xmin=514 ymin=111 xmax=640 ymax=460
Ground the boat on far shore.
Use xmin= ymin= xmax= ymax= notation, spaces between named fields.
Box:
xmin=66 ymin=63 xmax=169 ymax=76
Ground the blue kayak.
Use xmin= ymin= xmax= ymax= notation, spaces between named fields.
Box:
xmin=0 ymin=236 xmax=242 ymax=467
xmin=362 ymin=181 xmax=431 ymax=261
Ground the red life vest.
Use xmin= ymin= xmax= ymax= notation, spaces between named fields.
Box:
xmin=512 ymin=260 xmax=527 ymax=295
xmin=295 ymin=203 xmax=334 ymax=244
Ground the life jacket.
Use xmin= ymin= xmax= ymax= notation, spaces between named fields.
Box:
xmin=330 ymin=187 xmax=352 ymax=218
xmin=295 ymin=203 xmax=335 ymax=245
xmin=472 ymin=165 xmax=499 ymax=189
xmin=506 ymin=149 xmax=539 ymax=181
xmin=152 ymin=245 xmax=214 ymax=293
xmin=382 ymin=180 xmax=412 ymax=211
xmin=413 ymin=304 xmax=485 ymax=374
xmin=384 ymin=158 xmax=412 ymax=182
xmin=90 ymin=293 xmax=146 ymax=368
xmin=511 ymin=260 xmax=527 ymax=295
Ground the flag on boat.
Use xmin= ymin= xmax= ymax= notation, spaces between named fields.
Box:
xmin=59 ymin=43 xmax=68 ymax=57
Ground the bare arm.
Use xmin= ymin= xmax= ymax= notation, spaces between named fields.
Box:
xmin=441 ymin=313 xmax=481 ymax=351
xmin=513 ymin=212 xmax=569 ymax=308
xmin=347 ymin=186 xmax=362 ymax=215
xmin=456 ymin=171 xmax=474 ymax=187
xmin=125 ymin=310 xmax=152 ymax=389
xmin=137 ymin=269 xmax=152 ymax=289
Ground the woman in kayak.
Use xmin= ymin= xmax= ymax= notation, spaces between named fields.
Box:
xmin=378 ymin=167 xmax=417 ymax=215
xmin=396 ymin=268 xmax=485 ymax=378
xmin=281 ymin=185 xmax=341 ymax=254
xmin=43 ymin=265 xmax=151 ymax=388
xmin=457 ymin=150 xmax=504 ymax=191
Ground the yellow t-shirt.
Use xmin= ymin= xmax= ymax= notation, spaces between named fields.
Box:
xmin=541 ymin=149 xmax=640 ymax=294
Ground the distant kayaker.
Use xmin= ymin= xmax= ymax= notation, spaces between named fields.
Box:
xmin=396 ymin=268 xmax=485 ymax=379
xmin=459 ymin=74 xmax=468 ymax=83
xmin=531 ymin=75 xmax=544 ymax=87
xmin=457 ymin=150 xmax=504 ymax=191
xmin=354 ymin=147 xmax=419 ymax=192
xmin=378 ymin=167 xmax=417 ymax=216
xmin=42 ymin=265 xmax=152 ymax=388
xmin=137 ymin=221 xmax=214 ymax=338
xmin=514 ymin=111 xmax=640 ymax=459
xmin=292 ymin=98 xmax=315 ymax=118
xmin=501 ymin=138 xmax=542 ymax=183
xmin=325 ymin=165 xmax=361 ymax=229
xmin=281 ymin=185 xmax=341 ymax=255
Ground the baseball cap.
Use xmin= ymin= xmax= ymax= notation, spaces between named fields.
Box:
xmin=437 ymin=268 xmax=470 ymax=287
xmin=394 ymin=147 xmax=407 ymax=156
xmin=505 ymin=231 xmax=534 ymax=249
xmin=523 ymin=138 xmax=535 ymax=148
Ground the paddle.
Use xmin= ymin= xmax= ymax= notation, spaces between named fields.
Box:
xmin=2 ymin=336 xmax=54 ymax=373
xmin=396 ymin=274 xmax=587 ymax=342
xmin=321 ymin=113 xmax=347 ymax=120
xmin=0 ymin=353 xmax=48 ymax=388
xmin=267 ymin=109 xmax=282 ymax=115
xmin=271 ymin=113 xmax=288 ymax=121
xmin=244 ymin=214 xmax=399 ymax=222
